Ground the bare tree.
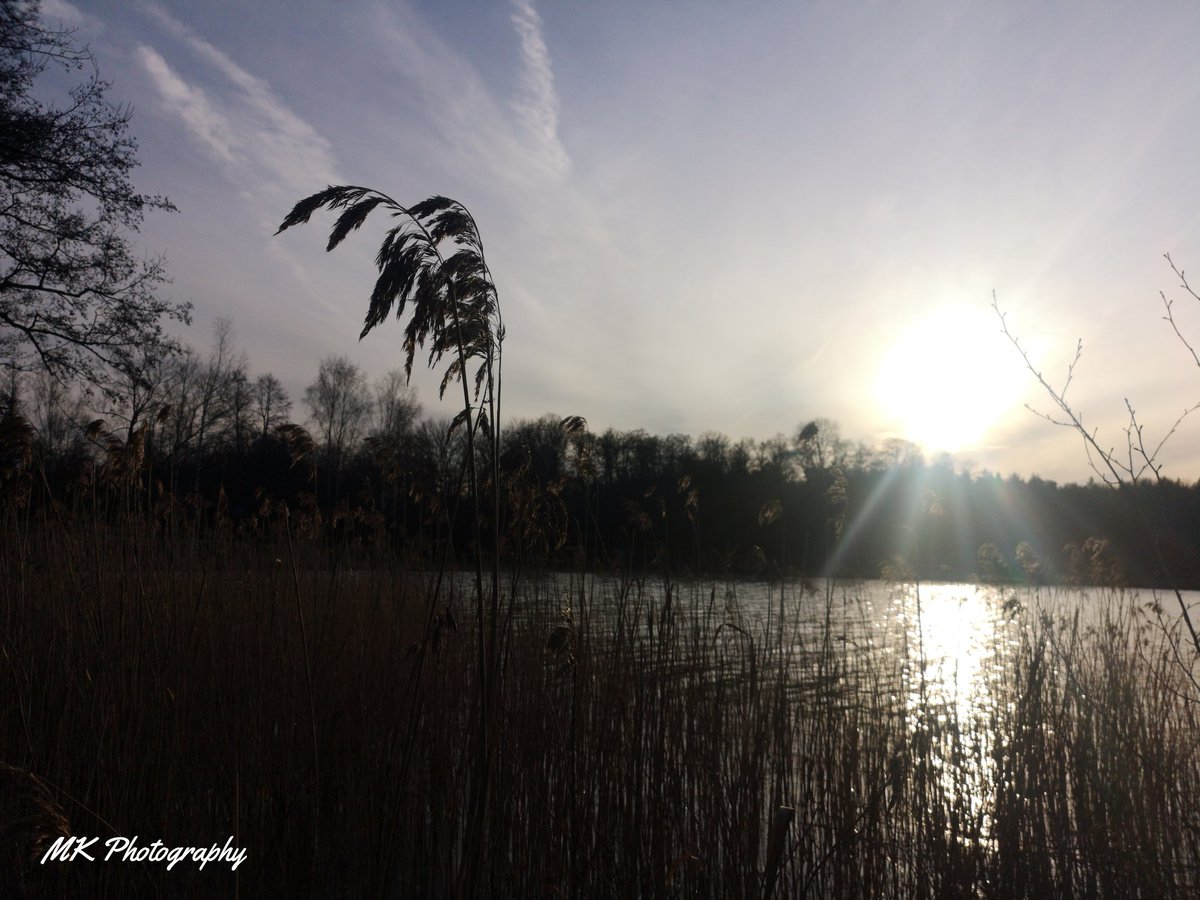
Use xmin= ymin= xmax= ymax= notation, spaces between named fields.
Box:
xmin=753 ymin=433 xmax=793 ymax=478
xmin=253 ymin=372 xmax=292 ymax=439
xmin=150 ymin=320 xmax=247 ymax=468
xmin=101 ymin=345 xmax=173 ymax=443
xmin=227 ymin=369 xmax=252 ymax=454
xmin=794 ymin=418 xmax=851 ymax=477
xmin=192 ymin=318 xmax=246 ymax=458
xmin=370 ymin=368 xmax=421 ymax=445
xmin=413 ymin=415 xmax=467 ymax=504
xmin=27 ymin=367 xmax=84 ymax=459
xmin=304 ymin=354 xmax=370 ymax=472
xmin=696 ymin=431 xmax=731 ymax=473
xmin=0 ymin=0 xmax=191 ymax=391
xmin=162 ymin=347 xmax=201 ymax=462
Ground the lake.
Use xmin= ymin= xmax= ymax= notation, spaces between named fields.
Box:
xmin=513 ymin=572 xmax=1200 ymax=855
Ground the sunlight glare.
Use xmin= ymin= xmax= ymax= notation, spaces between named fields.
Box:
xmin=873 ymin=306 xmax=1020 ymax=453
xmin=903 ymin=583 xmax=1005 ymax=837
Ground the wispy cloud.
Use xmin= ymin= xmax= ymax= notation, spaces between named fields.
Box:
xmin=132 ymin=4 xmax=354 ymax=327
xmin=136 ymin=45 xmax=236 ymax=163
xmin=136 ymin=4 xmax=338 ymax=197
xmin=39 ymin=0 xmax=102 ymax=32
xmin=369 ymin=6 xmax=526 ymax=190
xmin=510 ymin=0 xmax=570 ymax=179
xmin=368 ymin=1 xmax=569 ymax=190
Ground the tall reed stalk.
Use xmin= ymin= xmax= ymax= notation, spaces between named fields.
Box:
xmin=278 ymin=187 xmax=506 ymax=895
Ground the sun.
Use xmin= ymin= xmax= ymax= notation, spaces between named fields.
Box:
xmin=872 ymin=305 xmax=1020 ymax=453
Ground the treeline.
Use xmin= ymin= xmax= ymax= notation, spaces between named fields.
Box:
xmin=4 ymin=320 xmax=1200 ymax=587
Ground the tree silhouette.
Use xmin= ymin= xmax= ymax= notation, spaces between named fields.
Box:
xmin=304 ymin=354 xmax=370 ymax=501
xmin=0 ymin=0 xmax=190 ymax=392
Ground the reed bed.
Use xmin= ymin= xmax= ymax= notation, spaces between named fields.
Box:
xmin=2 ymin=508 xmax=1199 ymax=897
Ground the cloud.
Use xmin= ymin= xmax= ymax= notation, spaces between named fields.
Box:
xmin=510 ymin=0 xmax=570 ymax=179
xmin=368 ymin=1 xmax=569 ymax=190
xmin=136 ymin=46 xmax=236 ymax=162
xmin=39 ymin=0 xmax=102 ymax=32
xmin=369 ymin=6 xmax=525 ymax=187
xmin=136 ymin=4 xmax=338 ymax=197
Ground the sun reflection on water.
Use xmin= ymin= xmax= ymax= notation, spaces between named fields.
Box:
xmin=897 ymin=582 xmax=1008 ymax=840
xmin=906 ymin=583 xmax=1001 ymax=714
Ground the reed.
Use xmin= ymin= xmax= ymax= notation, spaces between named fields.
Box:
xmin=2 ymin=499 xmax=1199 ymax=897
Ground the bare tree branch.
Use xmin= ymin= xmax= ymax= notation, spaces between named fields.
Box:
xmin=0 ymin=1 xmax=190 ymax=394
xmin=993 ymin=263 xmax=1200 ymax=667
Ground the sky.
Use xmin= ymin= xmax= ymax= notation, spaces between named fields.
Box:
xmin=36 ymin=0 xmax=1200 ymax=484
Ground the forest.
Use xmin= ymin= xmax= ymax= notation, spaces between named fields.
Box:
xmin=5 ymin=342 xmax=1198 ymax=589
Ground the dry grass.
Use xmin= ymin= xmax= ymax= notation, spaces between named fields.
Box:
xmin=0 ymin=762 xmax=70 ymax=897
xmin=1 ymin=505 xmax=1199 ymax=897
